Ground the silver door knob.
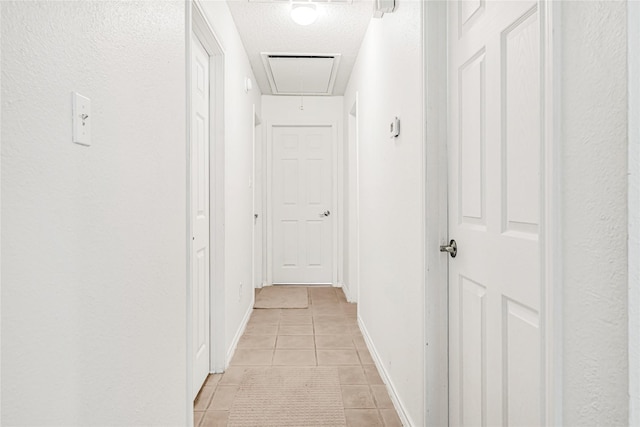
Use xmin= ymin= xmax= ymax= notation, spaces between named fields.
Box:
xmin=319 ymin=210 xmax=331 ymax=217
xmin=439 ymin=239 xmax=457 ymax=258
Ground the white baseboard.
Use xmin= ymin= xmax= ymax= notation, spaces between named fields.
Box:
xmin=358 ymin=318 xmax=416 ymax=427
xmin=341 ymin=282 xmax=357 ymax=303
xmin=225 ymin=302 xmax=253 ymax=370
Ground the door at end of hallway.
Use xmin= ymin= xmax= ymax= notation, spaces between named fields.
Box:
xmin=271 ymin=126 xmax=334 ymax=285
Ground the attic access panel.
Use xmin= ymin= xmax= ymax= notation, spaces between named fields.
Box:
xmin=261 ymin=53 xmax=342 ymax=96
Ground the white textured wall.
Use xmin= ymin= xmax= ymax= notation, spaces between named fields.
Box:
xmin=562 ymin=2 xmax=629 ymax=425
xmin=629 ymin=1 xmax=639 ymax=424
xmin=343 ymin=2 xmax=424 ymax=425
xmin=1 ymin=2 xmax=188 ymax=425
xmin=262 ymin=96 xmax=343 ymax=126
xmin=198 ymin=1 xmax=263 ymax=357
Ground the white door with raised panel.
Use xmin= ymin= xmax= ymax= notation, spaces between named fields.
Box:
xmin=191 ymin=33 xmax=210 ymax=399
xmin=448 ymin=1 xmax=548 ymax=425
xmin=272 ymin=126 xmax=333 ymax=284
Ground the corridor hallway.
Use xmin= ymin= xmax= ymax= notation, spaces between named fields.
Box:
xmin=193 ymin=287 xmax=402 ymax=426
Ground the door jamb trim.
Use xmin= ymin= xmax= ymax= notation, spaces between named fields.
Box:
xmin=187 ymin=2 xmax=227 ymax=424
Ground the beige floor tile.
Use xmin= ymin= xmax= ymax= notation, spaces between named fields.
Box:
xmin=247 ymin=317 xmax=279 ymax=327
xmin=371 ymin=385 xmax=394 ymax=408
xmin=341 ymin=302 xmax=357 ymax=310
xmin=312 ymin=306 xmax=341 ymax=313
xmin=338 ymin=366 xmax=368 ymax=385
xmin=310 ymin=299 xmax=337 ymax=306
xmin=209 ymin=386 xmax=238 ymax=411
xmin=309 ymin=287 xmax=336 ymax=296
xmin=345 ymin=312 xmax=358 ymax=320
xmin=341 ymin=385 xmax=376 ymax=408
xmin=315 ymin=323 xmax=352 ymax=335
xmin=379 ymin=409 xmax=402 ymax=427
xmin=364 ymin=365 xmax=384 ymax=384
xmin=218 ymin=367 xmax=247 ymax=385
xmin=278 ymin=324 xmax=313 ymax=335
xmin=229 ymin=349 xmax=273 ymax=366
xmin=344 ymin=409 xmax=383 ymax=427
xmin=205 ymin=373 xmax=222 ymax=388
xmin=352 ymin=336 xmax=367 ymax=351
xmin=276 ymin=335 xmax=315 ymax=349
xmin=280 ymin=308 xmax=312 ymax=316
xmin=317 ymin=349 xmax=360 ymax=365
xmin=273 ymin=349 xmax=317 ymax=366
xmin=194 ymin=411 xmax=205 ymax=427
xmin=194 ymin=386 xmax=215 ymax=411
xmin=315 ymin=335 xmax=355 ymax=349
xmin=236 ymin=334 xmax=276 ymax=349
xmin=244 ymin=323 xmax=278 ymax=335
xmin=311 ymin=291 xmax=338 ymax=299
xmin=201 ymin=410 xmax=229 ymax=427
xmin=193 ymin=287 xmax=396 ymax=424
xmin=250 ymin=309 xmax=281 ymax=321
xmin=279 ymin=315 xmax=313 ymax=325
xmin=358 ymin=348 xmax=376 ymax=365
xmin=313 ymin=315 xmax=348 ymax=324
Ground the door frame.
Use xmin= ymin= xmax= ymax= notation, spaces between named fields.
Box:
xmin=422 ymin=1 xmax=563 ymax=425
xmin=629 ymin=1 xmax=640 ymax=423
xmin=252 ymin=105 xmax=263 ymax=289
xmin=264 ymin=121 xmax=341 ymax=286
xmin=186 ymin=1 xmax=226 ymax=422
xmin=346 ymin=95 xmax=360 ymax=303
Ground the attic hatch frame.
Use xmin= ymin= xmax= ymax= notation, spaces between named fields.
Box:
xmin=260 ymin=52 xmax=342 ymax=96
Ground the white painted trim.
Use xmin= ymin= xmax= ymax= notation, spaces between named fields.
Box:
xmin=542 ymin=2 xmax=563 ymax=425
xmin=265 ymin=120 xmax=273 ymax=285
xmin=184 ymin=5 xmax=194 ymax=425
xmin=422 ymin=1 xmax=448 ymax=425
xmin=261 ymin=115 xmax=269 ymax=289
xmin=191 ymin=0 xmax=227 ymax=378
xmin=252 ymin=105 xmax=264 ymax=289
xmin=0 ymin=3 xmax=3 ymax=420
xmin=358 ymin=318 xmax=416 ymax=427
xmin=252 ymin=104 xmax=257 ymax=289
xmin=264 ymin=121 xmax=342 ymax=287
xmin=344 ymin=94 xmax=360 ymax=304
xmin=332 ymin=121 xmax=341 ymax=286
xmin=628 ymin=1 xmax=640 ymax=424
xmin=225 ymin=301 xmax=254 ymax=370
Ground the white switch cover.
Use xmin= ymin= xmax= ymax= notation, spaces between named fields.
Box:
xmin=72 ymin=92 xmax=91 ymax=146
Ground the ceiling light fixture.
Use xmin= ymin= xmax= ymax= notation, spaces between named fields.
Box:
xmin=291 ymin=3 xmax=318 ymax=26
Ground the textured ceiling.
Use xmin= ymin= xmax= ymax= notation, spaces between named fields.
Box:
xmin=226 ymin=0 xmax=373 ymax=95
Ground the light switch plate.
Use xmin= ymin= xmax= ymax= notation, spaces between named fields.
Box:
xmin=72 ymin=92 xmax=91 ymax=146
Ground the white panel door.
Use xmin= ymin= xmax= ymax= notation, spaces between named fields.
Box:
xmin=448 ymin=1 xmax=546 ymax=425
xmin=272 ymin=126 xmax=333 ymax=284
xmin=191 ymin=34 xmax=210 ymax=399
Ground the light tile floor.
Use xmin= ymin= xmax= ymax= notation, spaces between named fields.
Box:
xmin=194 ymin=286 xmax=403 ymax=427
